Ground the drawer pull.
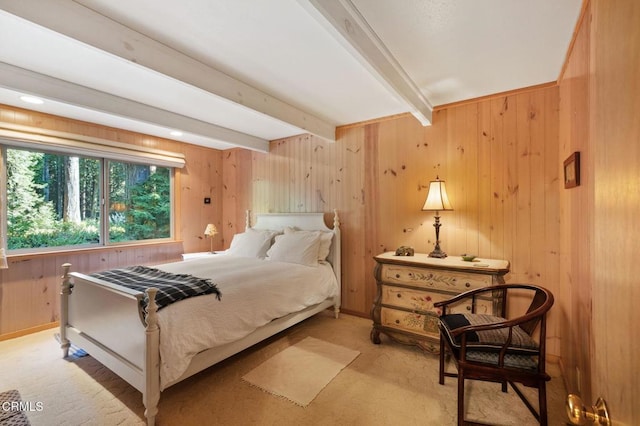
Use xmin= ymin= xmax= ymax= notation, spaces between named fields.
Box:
xmin=465 ymin=282 xmax=471 ymax=288
xmin=396 ymin=293 xmax=402 ymax=298
xmin=395 ymin=274 xmax=401 ymax=278
xmin=395 ymin=319 xmax=400 ymax=324
xmin=466 ymin=306 xmax=471 ymax=311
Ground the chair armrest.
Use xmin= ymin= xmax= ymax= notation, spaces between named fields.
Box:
xmin=433 ymin=283 xmax=551 ymax=313
xmin=448 ymin=316 xmax=514 ymax=338
xmin=446 ymin=300 xmax=551 ymax=338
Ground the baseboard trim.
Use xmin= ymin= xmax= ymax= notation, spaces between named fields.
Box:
xmin=0 ymin=321 xmax=59 ymax=342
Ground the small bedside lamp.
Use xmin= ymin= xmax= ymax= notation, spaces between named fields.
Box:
xmin=204 ymin=224 xmax=218 ymax=253
xmin=422 ymin=176 xmax=453 ymax=258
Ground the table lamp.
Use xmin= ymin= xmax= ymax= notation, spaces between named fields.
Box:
xmin=421 ymin=176 xmax=453 ymax=258
xmin=204 ymin=224 xmax=218 ymax=253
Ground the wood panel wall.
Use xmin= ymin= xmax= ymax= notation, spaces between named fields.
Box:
xmin=222 ymin=85 xmax=562 ymax=358
xmin=558 ymin=0 xmax=593 ymax=402
xmin=589 ymin=0 xmax=640 ymax=422
xmin=558 ymin=1 xmax=640 ymax=420
xmin=0 ymin=105 xmax=224 ymax=339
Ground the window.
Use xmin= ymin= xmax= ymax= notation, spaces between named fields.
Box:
xmin=3 ymin=146 xmax=173 ymax=252
xmin=108 ymin=161 xmax=171 ymax=243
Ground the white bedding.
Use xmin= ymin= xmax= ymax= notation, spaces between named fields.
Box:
xmin=155 ymin=253 xmax=339 ymax=388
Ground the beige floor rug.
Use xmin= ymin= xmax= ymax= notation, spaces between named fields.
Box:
xmin=241 ymin=336 xmax=360 ymax=407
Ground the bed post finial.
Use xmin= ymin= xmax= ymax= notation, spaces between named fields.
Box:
xmin=144 ymin=288 xmax=160 ymax=426
xmin=332 ymin=210 xmax=341 ymax=319
xmin=60 ymin=263 xmax=73 ymax=358
xmin=245 ymin=209 xmax=251 ymax=230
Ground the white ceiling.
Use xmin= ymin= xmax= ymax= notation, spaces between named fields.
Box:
xmin=0 ymin=0 xmax=581 ymax=152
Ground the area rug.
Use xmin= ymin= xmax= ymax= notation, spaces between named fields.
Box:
xmin=0 ymin=390 xmax=31 ymax=425
xmin=242 ymin=336 xmax=360 ymax=407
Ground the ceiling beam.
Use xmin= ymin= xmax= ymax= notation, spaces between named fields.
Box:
xmin=0 ymin=62 xmax=270 ymax=152
xmin=299 ymin=0 xmax=432 ymax=125
xmin=0 ymin=0 xmax=336 ymax=142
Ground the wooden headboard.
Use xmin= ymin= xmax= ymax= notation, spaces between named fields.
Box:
xmin=248 ymin=210 xmax=341 ymax=290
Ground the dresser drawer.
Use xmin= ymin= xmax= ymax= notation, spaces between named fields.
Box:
xmin=380 ymin=307 xmax=439 ymax=338
xmin=371 ymin=253 xmax=509 ymax=353
xmin=380 ymin=264 xmax=491 ymax=292
xmin=381 ymin=285 xmax=473 ymax=314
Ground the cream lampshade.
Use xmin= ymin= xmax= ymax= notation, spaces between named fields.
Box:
xmin=204 ymin=224 xmax=218 ymax=253
xmin=421 ymin=176 xmax=453 ymax=258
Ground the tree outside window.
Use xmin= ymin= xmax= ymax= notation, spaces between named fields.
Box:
xmin=4 ymin=147 xmax=172 ymax=251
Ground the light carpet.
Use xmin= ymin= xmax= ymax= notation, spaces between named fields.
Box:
xmin=242 ymin=336 xmax=360 ymax=407
xmin=0 ymin=313 xmax=569 ymax=425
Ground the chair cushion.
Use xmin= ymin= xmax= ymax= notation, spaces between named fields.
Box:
xmin=439 ymin=313 xmax=539 ymax=355
xmin=465 ymin=351 xmax=539 ymax=370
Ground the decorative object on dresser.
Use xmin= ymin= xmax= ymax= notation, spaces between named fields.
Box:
xmin=395 ymin=246 xmax=415 ymax=256
xmin=421 ymin=176 xmax=453 ymax=258
xmin=370 ymin=252 xmax=509 ymax=353
xmin=204 ymin=223 xmax=218 ymax=253
xmin=434 ymin=284 xmax=554 ymax=425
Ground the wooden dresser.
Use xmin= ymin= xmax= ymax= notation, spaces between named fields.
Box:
xmin=370 ymin=252 xmax=510 ymax=353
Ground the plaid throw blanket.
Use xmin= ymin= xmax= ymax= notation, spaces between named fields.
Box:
xmin=91 ymin=265 xmax=221 ymax=313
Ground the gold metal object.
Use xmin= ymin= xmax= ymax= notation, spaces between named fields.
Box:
xmin=566 ymin=394 xmax=611 ymax=425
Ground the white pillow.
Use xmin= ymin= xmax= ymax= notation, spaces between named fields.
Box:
xmin=227 ymin=228 xmax=277 ymax=258
xmin=283 ymin=227 xmax=333 ymax=262
xmin=266 ymin=231 xmax=322 ymax=266
xmin=317 ymin=232 xmax=333 ymax=262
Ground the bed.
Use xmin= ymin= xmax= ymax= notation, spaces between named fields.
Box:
xmin=59 ymin=211 xmax=342 ymax=426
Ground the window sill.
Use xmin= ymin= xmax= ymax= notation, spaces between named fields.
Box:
xmin=7 ymin=240 xmax=184 ymax=261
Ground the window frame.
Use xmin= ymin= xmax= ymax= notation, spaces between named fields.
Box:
xmin=1 ymin=135 xmax=179 ymax=255
xmin=102 ymin=158 xmax=176 ymax=247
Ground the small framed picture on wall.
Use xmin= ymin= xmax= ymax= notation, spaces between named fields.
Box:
xmin=564 ymin=152 xmax=580 ymax=189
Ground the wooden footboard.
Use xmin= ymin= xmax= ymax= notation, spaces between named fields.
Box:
xmin=60 ymin=264 xmax=160 ymax=426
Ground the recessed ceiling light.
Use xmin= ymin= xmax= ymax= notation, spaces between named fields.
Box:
xmin=169 ymin=130 xmax=183 ymax=137
xmin=19 ymin=95 xmax=45 ymax=105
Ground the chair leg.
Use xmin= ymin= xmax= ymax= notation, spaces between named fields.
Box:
xmin=439 ymin=336 xmax=445 ymax=385
xmin=502 ymin=381 xmax=507 ymax=392
xmin=539 ymin=381 xmax=548 ymax=426
xmin=457 ymin=372 xmax=465 ymax=425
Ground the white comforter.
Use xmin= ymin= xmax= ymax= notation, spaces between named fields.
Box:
xmin=155 ymin=254 xmax=339 ymax=388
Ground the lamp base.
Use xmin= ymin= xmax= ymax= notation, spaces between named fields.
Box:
xmin=428 ymin=213 xmax=447 ymax=258
xmin=428 ymin=248 xmax=447 ymax=258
